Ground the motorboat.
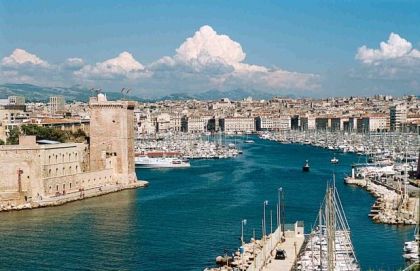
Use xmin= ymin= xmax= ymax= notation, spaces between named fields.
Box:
xmin=302 ymin=160 xmax=310 ymax=172
xmin=331 ymin=156 xmax=339 ymax=164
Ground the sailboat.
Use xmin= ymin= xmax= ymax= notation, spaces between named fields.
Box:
xmin=295 ymin=180 xmax=360 ymax=271
xmin=403 ymin=223 xmax=420 ymax=263
xmin=331 ymin=155 xmax=339 ymax=164
xmin=244 ymin=133 xmax=255 ymax=144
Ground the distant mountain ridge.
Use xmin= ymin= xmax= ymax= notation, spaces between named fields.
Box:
xmin=0 ymin=84 xmax=143 ymax=102
xmin=0 ymin=83 xmax=286 ymax=102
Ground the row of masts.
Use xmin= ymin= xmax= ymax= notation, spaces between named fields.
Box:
xmin=295 ymin=179 xmax=360 ymax=271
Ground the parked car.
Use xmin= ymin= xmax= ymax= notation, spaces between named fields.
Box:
xmin=275 ymin=249 xmax=286 ymax=260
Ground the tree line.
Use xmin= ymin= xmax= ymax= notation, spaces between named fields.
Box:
xmin=1 ymin=124 xmax=87 ymax=145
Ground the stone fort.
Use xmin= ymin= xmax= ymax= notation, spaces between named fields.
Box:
xmin=0 ymin=94 xmax=146 ymax=210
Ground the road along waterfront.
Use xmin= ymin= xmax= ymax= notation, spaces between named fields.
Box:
xmin=0 ymin=136 xmax=414 ymax=270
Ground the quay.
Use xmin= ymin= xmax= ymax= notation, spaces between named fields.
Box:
xmin=260 ymin=130 xmax=419 ymax=225
xmin=0 ymin=180 xmax=148 ymax=211
xmin=0 ymin=94 xmax=148 ymax=212
xmin=205 ymin=222 xmax=304 ymax=271
xmin=263 ymin=223 xmax=305 ymax=271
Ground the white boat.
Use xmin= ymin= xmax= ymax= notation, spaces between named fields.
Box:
xmin=403 ymin=225 xmax=419 ymax=262
xmin=244 ymin=140 xmax=255 ymax=144
xmin=331 ymin=157 xmax=339 ymax=164
xmin=135 ymin=156 xmax=190 ymax=168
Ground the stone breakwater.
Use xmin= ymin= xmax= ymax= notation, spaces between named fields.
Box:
xmin=0 ymin=180 xmax=148 ymax=212
xmin=345 ymin=177 xmax=418 ymax=225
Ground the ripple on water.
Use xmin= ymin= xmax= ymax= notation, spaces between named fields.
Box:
xmin=0 ymin=137 xmax=413 ymax=270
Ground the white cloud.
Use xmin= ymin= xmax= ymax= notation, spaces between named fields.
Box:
xmin=1 ymin=48 xmax=49 ymax=67
xmin=62 ymin=57 xmax=84 ymax=70
xmin=356 ymin=33 xmax=420 ymax=64
xmin=152 ymin=25 xmax=318 ymax=92
xmin=75 ymin=51 xmax=148 ymax=80
xmin=354 ymin=33 xmax=420 ymax=83
xmin=175 ymin=25 xmax=246 ymax=67
xmin=0 ymin=25 xmax=319 ymax=96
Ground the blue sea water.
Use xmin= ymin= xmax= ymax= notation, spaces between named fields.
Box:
xmin=0 ymin=137 xmax=414 ymax=270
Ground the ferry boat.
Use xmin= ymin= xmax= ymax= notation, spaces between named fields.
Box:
xmin=135 ymin=151 xmax=190 ymax=168
xmin=135 ymin=156 xmax=190 ymax=168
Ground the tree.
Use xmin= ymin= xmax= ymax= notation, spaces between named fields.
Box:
xmin=0 ymin=139 xmax=5 ymax=145
xmin=6 ymin=127 xmax=20 ymax=145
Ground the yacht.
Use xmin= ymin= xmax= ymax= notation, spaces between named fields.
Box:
xmin=135 ymin=156 xmax=190 ymax=168
xmin=403 ymin=225 xmax=419 ymax=262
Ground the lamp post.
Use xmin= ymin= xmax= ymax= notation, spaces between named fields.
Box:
xmin=241 ymin=219 xmax=247 ymax=246
xmin=263 ymin=200 xmax=268 ymax=241
xmin=278 ymin=187 xmax=282 ymax=241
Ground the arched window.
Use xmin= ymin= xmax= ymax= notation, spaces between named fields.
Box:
xmin=69 ymin=183 xmax=72 ymax=189
xmin=48 ymin=169 xmax=51 ymax=176
xmin=48 ymin=155 xmax=51 ymax=163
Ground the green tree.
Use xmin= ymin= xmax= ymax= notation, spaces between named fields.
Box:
xmin=0 ymin=139 xmax=5 ymax=145
xmin=6 ymin=127 xmax=20 ymax=145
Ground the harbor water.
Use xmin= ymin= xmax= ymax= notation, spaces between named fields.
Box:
xmin=0 ymin=137 xmax=414 ymax=270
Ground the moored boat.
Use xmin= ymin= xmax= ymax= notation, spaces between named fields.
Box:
xmin=303 ymin=160 xmax=310 ymax=172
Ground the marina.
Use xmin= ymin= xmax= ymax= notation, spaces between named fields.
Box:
xmin=0 ymin=137 xmax=414 ymax=270
xmin=260 ymin=130 xmax=420 ymax=226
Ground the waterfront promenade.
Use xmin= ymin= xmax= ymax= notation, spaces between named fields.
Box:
xmin=264 ymin=231 xmax=304 ymax=271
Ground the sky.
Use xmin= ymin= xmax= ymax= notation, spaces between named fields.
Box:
xmin=0 ymin=0 xmax=419 ymax=98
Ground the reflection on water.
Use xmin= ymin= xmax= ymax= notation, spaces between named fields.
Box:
xmin=0 ymin=137 xmax=414 ymax=270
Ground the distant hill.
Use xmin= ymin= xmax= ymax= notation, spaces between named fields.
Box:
xmin=159 ymin=89 xmax=276 ymax=101
xmin=0 ymin=83 xmax=285 ymax=102
xmin=0 ymin=84 xmax=142 ymax=102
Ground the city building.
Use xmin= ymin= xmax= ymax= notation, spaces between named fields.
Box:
xmin=49 ymin=96 xmax=66 ymax=115
xmin=0 ymin=93 xmax=144 ymax=211
xmin=220 ymin=117 xmax=256 ymax=133
xmin=390 ymin=104 xmax=407 ymax=131
xmin=8 ymin=96 xmax=25 ymax=105
xmin=256 ymin=116 xmax=291 ymax=131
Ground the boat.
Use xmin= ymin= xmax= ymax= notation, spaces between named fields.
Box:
xmin=302 ymin=160 xmax=310 ymax=172
xmin=135 ymin=156 xmax=190 ymax=168
xmin=331 ymin=156 xmax=339 ymax=164
xmin=244 ymin=134 xmax=255 ymax=144
xmin=295 ymin=181 xmax=360 ymax=270
xmin=135 ymin=151 xmax=190 ymax=168
xmin=403 ymin=222 xmax=420 ymax=263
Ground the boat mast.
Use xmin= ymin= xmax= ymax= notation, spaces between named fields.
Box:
xmin=326 ymin=186 xmax=336 ymax=271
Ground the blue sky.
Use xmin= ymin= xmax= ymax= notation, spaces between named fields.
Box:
xmin=1 ymin=0 xmax=419 ymax=97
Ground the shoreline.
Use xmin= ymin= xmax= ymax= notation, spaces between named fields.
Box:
xmin=0 ymin=180 xmax=149 ymax=213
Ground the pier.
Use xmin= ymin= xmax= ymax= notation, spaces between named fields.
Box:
xmin=205 ymin=222 xmax=304 ymax=271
